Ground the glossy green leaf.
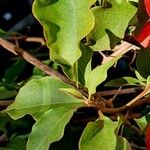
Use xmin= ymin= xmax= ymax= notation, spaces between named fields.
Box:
xmin=136 ymin=48 xmax=150 ymax=78
xmin=85 ymin=57 xmax=119 ymax=97
xmin=105 ymin=76 xmax=144 ymax=87
xmin=88 ymin=0 xmax=137 ymax=50
xmin=135 ymin=117 xmax=147 ymax=131
xmin=78 ymin=43 xmax=93 ymax=85
xmin=79 ymin=117 xmax=131 ymax=150
xmin=27 ymin=105 xmax=80 ymax=150
xmin=32 ymin=0 xmax=96 ymax=67
xmin=135 ymin=70 xmax=146 ymax=83
xmin=84 ymin=60 xmax=92 ymax=87
xmin=115 ymin=136 xmax=131 ymax=150
xmin=5 ymin=77 xmax=84 ymax=120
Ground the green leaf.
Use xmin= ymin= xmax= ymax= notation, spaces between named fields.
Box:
xmin=4 ymin=58 xmax=26 ymax=83
xmin=88 ymin=0 xmax=137 ymax=50
xmin=85 ymin=57 xmax=119 ymax=97
xmin=78 ymin=43 xmax=93 ymax=85
xmin=145 ymin=76 xmax=150 ymax=95
xmin=136 ymin=48 xmax=150 ymax=78
xmin=105 ymin=77 xmax=144 ymax=87
xmin=135 ymin=70 xmax=146 ymax=83
xmin=0 ymin=29 xmax=9 ymax=37
xmin=27 ymin=105 xmax=80 ymax=150
xmin=79 ymin=116 xmax=131 ymax=150
xmin=6 ymin=135 xmax=27 ymax=150
xmin=59 ymin=88 xmax=86 ymax=100
xmin=135 ymin=117 xmax=147 ymax=131
xmin=5 ymin=77 xmax=84 ymax=120
xmin=5 ymin=77 xmax=85 ymax=150
xmin=32 ymin=0 xmax=96 ymax=66
xmin=33 ymin=60 xmax=52 ymax=76
xmin=0 ymin=113 xmax=9 ymax=132
xmin=115 ymin=136 xmax=131 ymax=150
xmin=84 ymin=60 xmax=92 ymax=87
xmin=0 ymin=29 xmax=6 ymax=36
xmin=146 ymin=113 xmax=150 ymax=123
xmin=0 ymin=86 xmax=17 ymax=100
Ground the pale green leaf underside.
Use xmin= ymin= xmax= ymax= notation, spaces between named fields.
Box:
xmin=27 ymin=105 xmax=80 ymax=150
xmin=79 ymin=117 xmax=131 ymax=150
xmin=33 ymin=0 xmax=96 ymax=66
xmin=5 ymin=76 xmax=84 ymax=120
xmin=88 ymin=0 xmax=137 ymax=50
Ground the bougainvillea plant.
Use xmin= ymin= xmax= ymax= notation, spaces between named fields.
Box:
xmin=0 ymin=0 xmax=150 ymax=149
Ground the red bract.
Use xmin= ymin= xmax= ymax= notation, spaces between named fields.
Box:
xmin=144 ymin=0 xmax=150 ymax=16
xmin=146 ymin=124 xmax=150 ymax=150
xmin=134 ymin=21 xmax=150 ymax=48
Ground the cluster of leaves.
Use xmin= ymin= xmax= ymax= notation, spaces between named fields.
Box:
xmin=0 ymin=0 xmax=150 ymax=149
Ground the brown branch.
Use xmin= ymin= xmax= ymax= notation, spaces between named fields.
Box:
xmin=6 ymin=34 xmax=45 ymax=45
xmin=0 ymin=133 xmax=7 ymax=143
xmin=126 ymin=84 xmax=150 ymax=107
xmin=96 ymin=87 xmax=143 ymax=96
xmin=25 ymin=37 xmax=45 ymax=45
xmin=88 ymin=85 xmax=150 ymax=115
xmin=0 ymin=100 xmax=14 ymax=107
xmin=1 ymin=37 xmax=148 ymax=116
xmin=102 ymin=41 xmax=139 ymax=64
xmin=99 ymin=94 xmax=150 ymax=114
xmin=0 ymin=38 xmax=88 ymax=97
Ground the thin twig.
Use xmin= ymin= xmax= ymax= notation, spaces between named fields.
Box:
xmin=95 ymin=87 xmax=143 ymax=96
xmin=6 ymin=36 xmax=45 ymax=45
xmin=126 ymin=84 xmax=150 ymax=107
xmin=0 ymin=100 xmax=14 ymax=106
xmin=0 ymin=38 xmax=88 ymax=97
xmin=0 ymin=38 xmax=149 ymax=116
xmin=106 ymin=87 xmax=122 ymax=108
xmin=102 ymin=41 xmax=139 ymax=64
xmin=131 ymin=142 xmax=146 ymax=150
xmin=25 ymin=37 xmax=45 ymax=45
xmin=99 ymin=94 xmax=150 ymax=114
